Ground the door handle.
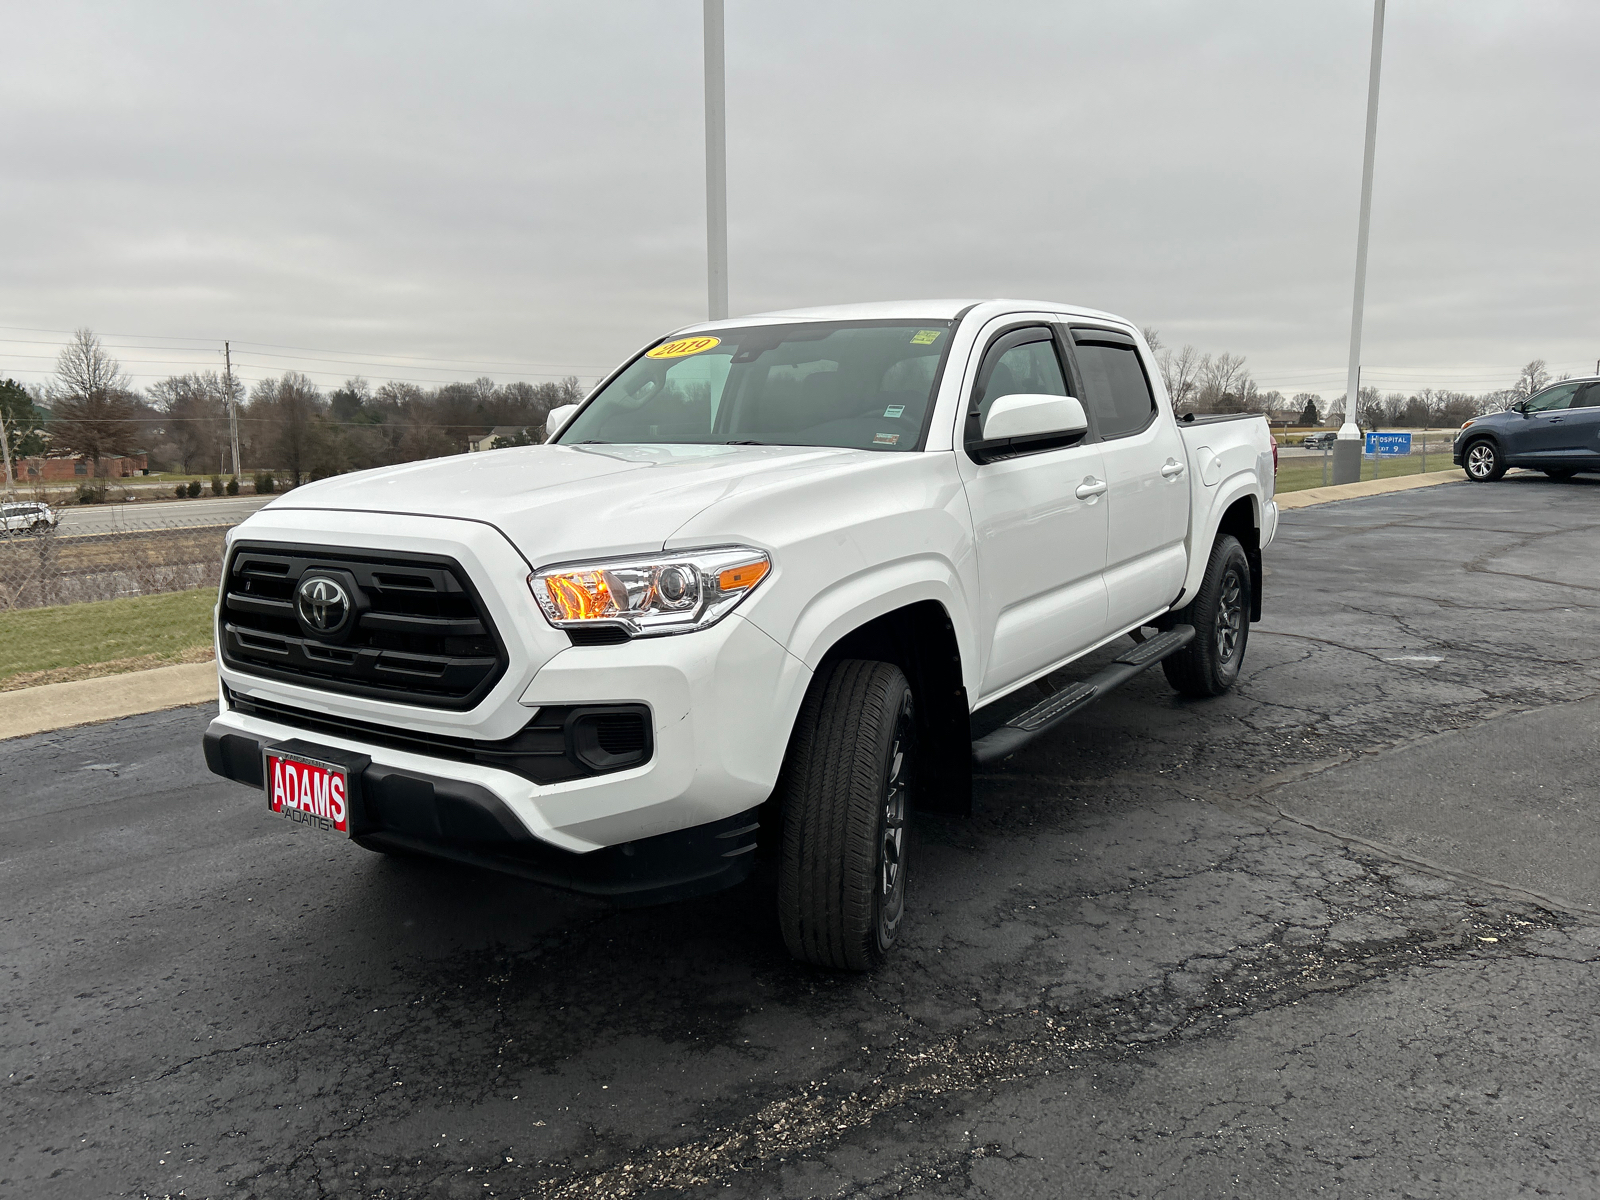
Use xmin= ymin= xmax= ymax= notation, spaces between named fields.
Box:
xmin=1075 ymin=477 xmax=1108 ymax=500
xmin=1160 ymin=459 xmax=1186 ymax=479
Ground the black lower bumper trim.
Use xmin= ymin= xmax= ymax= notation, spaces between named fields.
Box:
xmin=203 ymin=719 xmax=760 ymax=905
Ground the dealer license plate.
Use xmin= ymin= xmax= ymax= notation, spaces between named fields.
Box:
xmin=265 ymin=748 xmax=351 ymax=836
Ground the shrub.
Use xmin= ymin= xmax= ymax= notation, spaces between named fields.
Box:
xmin=254 ymin=471 xmax=276 ymax=495
xmin=210 ymin=475 xmax=224 ymax=496
xmin=76 ymin=482 xmax=108 ymax=504
xmin=186 ymin=480 xmax=202 ymax=498
xmin=174 ymin=483 xmax=188 ymax=499
xmin=226 ymin=477 xmax=240 ymax=495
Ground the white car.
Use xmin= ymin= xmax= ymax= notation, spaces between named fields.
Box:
xmin=203 ymin=300 xmax=1278 ymax=968
xmin=0 ymin=501 xmax=58 ymax=533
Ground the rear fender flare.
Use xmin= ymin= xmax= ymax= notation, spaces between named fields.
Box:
xmin=1177 ymin=475 xmax=1260 ymax=607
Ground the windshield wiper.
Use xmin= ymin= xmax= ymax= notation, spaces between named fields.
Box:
xmin=725 ymin=439 xmax=767 ymax=446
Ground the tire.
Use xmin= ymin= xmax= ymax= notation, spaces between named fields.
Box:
xmin=1463 ymin=439 xmax=1505 ymax=482
xmin=1162 ymin=534 xmax=1251 ymax=698
xmin=1544 ymin=468 xmax=1577 ymax=481
xmin=777 ymin=659 xmax=914 ymax=971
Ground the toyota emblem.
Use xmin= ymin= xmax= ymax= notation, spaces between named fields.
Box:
xmin=296 ymin=576 xmax=351 ymax=635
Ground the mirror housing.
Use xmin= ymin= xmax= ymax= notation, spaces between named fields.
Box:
xmin=545 ymin=404 xmax=579 ymax=441
xmin=971 ymin=394 xmax=1089 ymax=462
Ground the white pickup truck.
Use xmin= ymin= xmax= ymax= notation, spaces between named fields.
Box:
xmin=203 ymin=300 xmax=1278 ymax=969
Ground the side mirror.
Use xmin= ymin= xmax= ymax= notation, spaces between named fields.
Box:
xmin=546 ymin=404 xmax=579 ymax=440
xmin=973 ymin=394 xmax=1089 ymax=462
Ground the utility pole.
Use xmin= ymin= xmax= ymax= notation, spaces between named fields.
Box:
xmin=1332 ymin=0 xmax=1386 ymax=485
xmin=224 ymin=341 xmax=241 ymax=478
xmin=703 ymin=0 xmax=728 ymax=321
xmin=0 ymin=409 xmax=14 ymax=496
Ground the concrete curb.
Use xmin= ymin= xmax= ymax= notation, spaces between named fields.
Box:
xmin=0 ymin=661 xmax=217 ymax=741
xmin=1276 ymin=468 xmax=1462 ymax=510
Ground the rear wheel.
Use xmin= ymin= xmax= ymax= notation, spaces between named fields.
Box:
xmin=1464 ymin=439 xmax=1505 ymax=482
xmin=1163 ymin=535 xmax=1251 ymax=698
xmin=777 ymin=659 xmax=914 ymax=971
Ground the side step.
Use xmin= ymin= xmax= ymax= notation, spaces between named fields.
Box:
xmin=971 ymin=625 xmax=1195 ymax=765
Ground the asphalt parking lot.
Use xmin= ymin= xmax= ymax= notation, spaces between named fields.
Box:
xmin=5 ymin=474 xmax=1600 ymax=1199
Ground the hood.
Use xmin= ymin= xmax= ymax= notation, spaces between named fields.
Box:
xmin=253 ymin=442 xmax=875 ymax=566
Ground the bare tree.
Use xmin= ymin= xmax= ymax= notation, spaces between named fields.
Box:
xmin=248 ymin=372 xmax=329 ymax=486
xmin=1292 ymin=392 xmax=1321 ymax=425
xmin=1513 ymin=360 xmax=1550 ymax=400
xmin=149 ymin=372 xmax=229 ymax=473
xmin=1195 ymin=352 xmax=1251 ymax=412
xmin=1158 ymin=344 xmax=1203 ymax=411
xmin=47 ymin=329 xmax=142 ymax=475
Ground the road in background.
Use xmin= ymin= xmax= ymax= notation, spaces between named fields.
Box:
xmin=56 ymin=495 xmax=272 ymax=534
xmin=5 ymin=476 xmax=1600 ymax=1199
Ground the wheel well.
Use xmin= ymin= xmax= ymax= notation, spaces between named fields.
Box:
xmin=1217 ymin=497 xmax=1263 ymax=622
xmin=815 ymin=600 xmax=972 ymax=817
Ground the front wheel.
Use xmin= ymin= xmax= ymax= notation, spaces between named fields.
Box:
xmin=1464 ymin=439 xmax=1505 ymax=482
xmin=1163 ymin=534 xmax=1251 ymax=698
xmin=777 ymin=659 xmax=914 ymax=971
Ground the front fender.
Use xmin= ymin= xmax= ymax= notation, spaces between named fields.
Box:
xmin=747 ymin=556 xmax=979 ymax=700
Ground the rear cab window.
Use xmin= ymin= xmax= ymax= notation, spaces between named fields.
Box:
xmin=1068 ymin=327 xmax=1157 ymax=439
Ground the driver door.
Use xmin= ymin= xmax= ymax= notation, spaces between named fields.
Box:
xmin=956 ymin=320 xmax=1109 ymax=702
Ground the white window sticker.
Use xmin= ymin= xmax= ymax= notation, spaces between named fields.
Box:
xmin=884 ymin=405 xmax=905 ymax=419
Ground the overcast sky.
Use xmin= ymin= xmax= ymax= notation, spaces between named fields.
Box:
xmin=3 ymin=0 xmax=1597 ymax=402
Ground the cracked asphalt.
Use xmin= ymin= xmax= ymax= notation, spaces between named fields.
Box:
xmin=5 ymin=474 xmax=1600 ymax=1199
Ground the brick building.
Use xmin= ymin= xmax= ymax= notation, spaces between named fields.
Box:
xmin=13 ymin=454 xmax=149 ymax=481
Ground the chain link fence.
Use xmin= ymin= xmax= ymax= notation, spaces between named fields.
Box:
xmin=0 ymin=523 xmax=229 ymax=611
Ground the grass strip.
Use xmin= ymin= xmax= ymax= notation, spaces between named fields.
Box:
xmin=0 ymin=586 xmax=216 ymax=690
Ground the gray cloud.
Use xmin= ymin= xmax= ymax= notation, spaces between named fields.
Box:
xmin=3 ymin=0 xmax=1596 ymax=400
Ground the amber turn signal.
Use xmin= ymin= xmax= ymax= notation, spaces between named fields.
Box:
xmin=718 ymin=560 xmax=769 ymax=591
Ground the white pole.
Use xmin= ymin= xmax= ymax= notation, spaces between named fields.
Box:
xmin=225 ymin=341 xmax=241 ymax=477
xmin=1339 ymin=0 xmax=1385 ymax=443
xmin=703 ymin=0 xmax=729 ymax=321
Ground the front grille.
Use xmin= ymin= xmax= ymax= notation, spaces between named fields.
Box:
xmin=225 ymin=690 xmax=652 ymax=783
xmin=220 ymin=542 xmax=507 ymax=709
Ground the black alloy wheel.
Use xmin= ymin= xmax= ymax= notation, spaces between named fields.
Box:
xmin=1464 ymin=439 xmax=1505 ymax=482
xmin=1162 ymin=534 xmax=1252 ymax=698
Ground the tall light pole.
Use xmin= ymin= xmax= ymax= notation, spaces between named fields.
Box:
xmin=703 ymin=0 xmax=728 ymax=321
xmin=224 ymin=341 xmax=241 ymax=478
xmin=1332 ymin=0 xmax=1386 ymax=484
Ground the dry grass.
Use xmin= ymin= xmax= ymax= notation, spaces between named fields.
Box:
xmin=0 ymin=525 xmax=229 ymax=610
xmin=0 ymin=585 xmax=217 ymax=689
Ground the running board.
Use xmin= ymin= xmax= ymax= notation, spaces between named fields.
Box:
xmin=971 ymin=625 xmax=1196 ymax=765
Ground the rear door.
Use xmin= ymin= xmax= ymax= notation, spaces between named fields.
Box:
xmin=1066 ymin=326 xmax=1190 ymax=629
xmin=956 ymin=319 xmax=1108 ymax=700
xmin=1564 ymin=382 xmax=1600 ymax=466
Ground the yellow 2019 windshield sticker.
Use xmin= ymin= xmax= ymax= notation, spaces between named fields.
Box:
xmin=910 ymin=329 xmax=942 ymax=345
xmin=647 ymin=335 xmax=722 ymax=359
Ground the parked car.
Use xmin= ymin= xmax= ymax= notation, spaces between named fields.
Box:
xmin=1301 ymin=430 xmax=1338 ymax=449
xmin=0 ymin=501 xmax=58 ymax=533
xmin=202 ymin=299 xmax=1279 ymax=969
xmin=1455 ymin=377 xmax=1600 ymax=482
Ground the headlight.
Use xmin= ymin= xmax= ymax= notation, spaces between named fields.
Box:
xmin=529 ymin=546 xmax=771 ymax=638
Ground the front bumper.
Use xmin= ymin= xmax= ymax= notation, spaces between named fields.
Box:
xmin=204 ymin=723 xmax=762 ymax=903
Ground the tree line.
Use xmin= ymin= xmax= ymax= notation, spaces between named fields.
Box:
xmin=0 ymin=329 xmax=585 ymax=483
xmin=2 ymin=328 xmax=1584 ymax=486
xmin=1142 ymin=328 xmax=1567 ymax=428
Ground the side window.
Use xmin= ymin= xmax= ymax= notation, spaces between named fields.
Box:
xmin=1072 ymin=332 xmax=1156 ymax=438
xmin=965 ymin=329 xmax=1067 ymax=444
xmin=1525 ymin=383 xmax=1579 ymax=413
xmin=1574 ymin=383 xmax=1600 ymax=409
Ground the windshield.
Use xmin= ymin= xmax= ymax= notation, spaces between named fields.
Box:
xmin=556 ymin=320 xmax=955 ymax=452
